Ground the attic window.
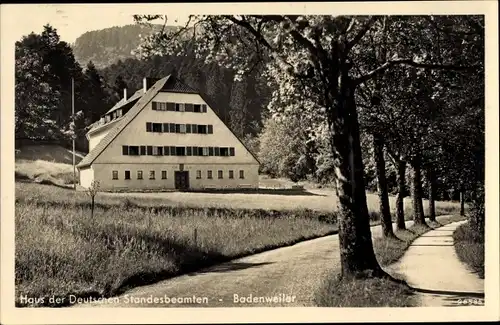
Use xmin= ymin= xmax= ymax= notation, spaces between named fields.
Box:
xmin=117 ymin=109 xmax=123 ymax=117
xmin=220 ymin=147 xmax=229 ymax=156
xmin=193 ymin=104 xmax=201 ymax=113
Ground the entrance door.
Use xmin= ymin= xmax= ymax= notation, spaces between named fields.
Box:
xmin=174 ymin=171 xmax=190 ymax=190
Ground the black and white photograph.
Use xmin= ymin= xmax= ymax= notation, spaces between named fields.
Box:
xmin=1 ymin=1 xmax=498 ymax=324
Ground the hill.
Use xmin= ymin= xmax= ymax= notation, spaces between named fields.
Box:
xmin=72 ymin=24 xmax=169 ymax=69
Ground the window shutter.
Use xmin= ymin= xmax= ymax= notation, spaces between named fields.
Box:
xmin=170 ymin=146 xmax=176 ymax=155
xmin=215 ymin=147 xmax=220 ymax=156
xmin=186 ymin=146 xmax=192 ymax=156
xmin=185 ymin=103 xmax=194 ymax=112
xmin=164 ymin=146 xmax=170 ymax=156
xmin=147 ymin=146 xmax=153 ymax=155
xmin=207 ymin=125 xmax=213 ymax=134
xmin=140 ymin=146 xmax=146 ymax=155
xmin=167 ymin=102 xmax=176 ymax=111
xmin=209 ymin=147 xmax=214 ymax=156
xmin=152 ymin=102 xmax=157 ymax=110
xmin=158 ymin=146 xmax=163 ymax=155
xmin=186 ymin=124 xmax=191 ymax=133
xmin=175 ymin=124 xmax=180 ymax=133
xmin=202 ymin=104 xmax=207 ymax=113
xmin=169 ymin=123 xmax=175 ymax=132
xmin=122 ymin=145 xmax=129 ymax=155
xmin=191 ymin=124 xmax=198 ymax=134
xmin=163 ymin=123 xmax=169 ymax=132
xmin=230 ymin=147 xmax=235 ymax=156
xmin=146 ymin=122 xmax=152 ymax=132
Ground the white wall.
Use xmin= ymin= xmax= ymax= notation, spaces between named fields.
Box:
xmin=91 ymin=91 xmax=259 ymax=190
xmin=95 ymin=92 xmax=259 ymax=166
xmin=79 ymin=166 xmax=94 ymax=188
xmin=92 ymin=163 xmax=258 ymax=190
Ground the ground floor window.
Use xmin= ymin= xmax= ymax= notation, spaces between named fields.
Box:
xmin=149 ymin=171 xmax=155 ymax=179
xmin=112 ymin=170 xmax=118 ymax=180
xmin=207 ymin=170 xmax=213 ymax=179
xmin=196 ymin=170 xmax=202 ymax=179
xmin=218 ymin=170 xmax=223 ymax=179
xmin=229 ymin=170 xmax=234 ymax=179
xmin=125 ymin=170 xmax=131 ymax=180
xmin=137 ymin=170 xmax=143 ymax=179
xmin=239 ymin=170 xmax=245 ymax=179
xmin=162 ymin=170 xmax=167 ymax=179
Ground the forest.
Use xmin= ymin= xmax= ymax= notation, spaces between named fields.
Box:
xmin=15 ymin=15 xmax=485 ymax=280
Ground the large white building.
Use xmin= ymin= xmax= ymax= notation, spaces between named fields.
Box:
xmin=77 ymin=75 xmax=260 ymax=191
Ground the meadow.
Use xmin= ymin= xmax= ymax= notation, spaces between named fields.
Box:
xmin=14 ymin=157 xmax=464 ymax=307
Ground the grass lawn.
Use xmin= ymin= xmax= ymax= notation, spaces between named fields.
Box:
xmin=15 ymin=183 xmax=337 ymax=307
xmin=453 ymin=223 xmax=485 ymax=279
xmin=315 ymin=215 xmax=465 ymax=307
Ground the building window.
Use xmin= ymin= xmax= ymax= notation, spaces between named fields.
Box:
xmin=176 ymin=103 xmax=185 ymax=112
xmin=186 ymin=124 xmax=192 ymax=133
xmin=157 ymin=146 xmax=163 ymax=156
xmin=117 ymin=109 xmax=123 ymax=117
xmin=140 ymin=146 xmax=146 ymax=155
xmin=166 ymin=102 xmax=176 ymax=111
xmin=202 ymin=104 xmax=207 ymax=112
xmin=208 ymin=125 xmax=213 ymax=134
xmin=191 ymin=124 xmax=198 ymax=134
xmin=175 ymin=124 xmax=181 ymax=133
xmin=153 ymin=123 xmax=162 ymax=132
xmin=207 ymin=170 xmax=213 ymax=179
xmin=129 ymin=146 xmax=139 ymax=156
xmin=162 ymin=171 xmax=167 ymax=179
xmin=147 ymin=146 xmax=153 ymax=155
xmin=125 ymin=170 xmax=131 ymax=180
xmin=197 ymin=125 xmax=207 ymax=134
xmin=229 ymin=147 xmax=235 ymax=156
xmin=152 ymin=146 xmax=158 ymax=156
xmin=146 ymin=122 xmax=152 ymax=132
xmin=149 ymin=171 xmax=155 ymax=180
xmin=193 ymin=104 xmax=201 ymax=113
xmin=196 ymin=170 xmax=202 ymax=179
xmin=155 ymin=102 xmax=168 ymax=111
xmin=218 ymin=170 xmax=223 ymax=179
xmin=239 ymin=170 xmax=245 ymax=179
xmin=214 ymin=147 xmax=220 ymax=156
xmin=209 ymin=147 xmax=214 ymax=156
xmin=185 ymin=103 xmax=194 ymax=112
xmin=137 ymin=170 xmax=143 ymax=179
xmin=202 ymin=147 xmax=209 ymax=156
xmin=112 ymin=170 xmax=118 ymax=180
xmin=163 ymin=123 xmax=169 ymax=132
xmin=164 ymin=146 xmax=170 ymax=156
xmin=176 ymin=147 xmax=186 ymax=156
xmin=229 ymin=170 xmax=234 ymax=179
xmin=179 ymin=124 xmax=186 ymax=133
xmin=122 ymin=145 xmax=129 ymax=155
xmin=220 ymin=147 xmax=229 ymax=156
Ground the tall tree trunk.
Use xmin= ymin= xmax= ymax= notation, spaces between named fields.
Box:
xmin=396 ymin=159 xmax=407 ymax=230
xmin=373 ymin=134 xmax=394 ymax=237
xmin=411 ymin=154 xmax=426 ymax=225
xmin=460 ymin=183 xmax=465 ymax=216
xmin=328 ymin=77 xmax=386 ymax=279
xmin=427 ymin=166 xmax=436 ymax=222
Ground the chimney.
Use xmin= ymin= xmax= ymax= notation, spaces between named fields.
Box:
xmin=143 ymin=77 xmax=147 ymax=93
xmin=123 ymin=88 xmax=127 ymax=101
xmin=143 ymin=77 xmax=161 ymax=93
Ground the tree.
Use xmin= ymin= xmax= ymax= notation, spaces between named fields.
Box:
xmin=133 ymin=15 xmax=481 ymax=279
xmin=15 ymin=33 xmax=61 ymax=139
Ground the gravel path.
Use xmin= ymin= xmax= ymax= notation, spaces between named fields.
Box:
xmin=385 ymin=220 xmax=484 ymax=307
xmin=73 ymin=217 xmax=449 ymax=308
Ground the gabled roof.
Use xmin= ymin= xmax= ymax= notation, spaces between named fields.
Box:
xmin=77 ymin=74 xmax=260 ymax=169
xmin=77 ymin=76 xmax=172 ymax=168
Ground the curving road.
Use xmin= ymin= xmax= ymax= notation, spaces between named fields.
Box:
xmin=73 ymin=218 xmax=446 ymax=308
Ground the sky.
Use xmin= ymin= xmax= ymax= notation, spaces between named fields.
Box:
xmin=4 ymin=4 xmax=190 ymax=44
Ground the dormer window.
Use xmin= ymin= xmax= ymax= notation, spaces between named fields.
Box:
xmin=117 ymin=109 xmax=122 ymax=117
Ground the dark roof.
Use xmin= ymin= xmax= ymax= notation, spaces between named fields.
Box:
xmin=77 ymin=76 xmax=172 ymax=168
xmin=105 ymin=89 xmax=144 ymax=115
xmin=77 ymin=75 xmax=260 ymax=169
xmin=161 ymin=77 xmax=199 ymax=93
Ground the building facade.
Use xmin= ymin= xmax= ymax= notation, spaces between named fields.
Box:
xmin=77 ymin=76 xmax=260 ymax=191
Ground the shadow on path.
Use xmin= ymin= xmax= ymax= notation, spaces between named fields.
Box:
xmin=189 ymin=261 xmax=274 ymax=275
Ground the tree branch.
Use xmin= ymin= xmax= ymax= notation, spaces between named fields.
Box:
xmin=345 ymin=16 xmax=378 ymax=54
xmin=353 ymin=59 xmax=481 ymax=85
